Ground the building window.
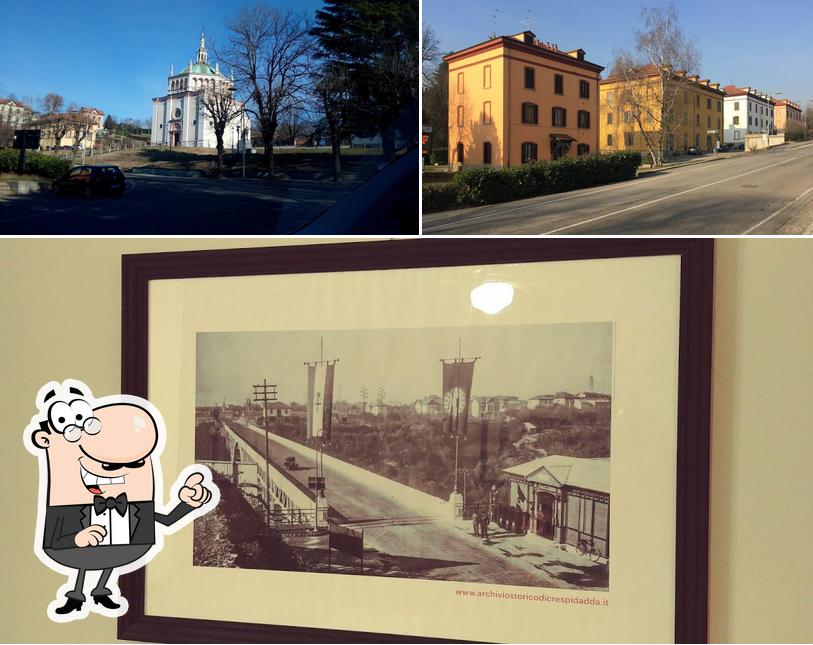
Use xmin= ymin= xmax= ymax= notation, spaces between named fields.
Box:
xmin=684 ymin=133 xmax=688 ymax=148
xmin=707 ymin=98 xmax=712 ymax=109
xmin=684 ymin=112 xmax=688 ymax=126
xmin=707 ymin=116 xmax=711 ymax=128
xmin=607 ymin=112 xmax=613 ymax=125
xmin=579 ymin=80 xmax=590 ymax=99
xmin=522 ymin=102 xmax=539 ymax=125
xmin=521 ymin=142 xmax=538 ymax=163
xmin=749 ymin=116 xmax=752 ymax=126
xmin=607 ymin=134 xmax=613 ymax=146
xmin=524 ymin=66 xmax=535 ymax=90
xmin=696 ymin=95 xmax=700 ymax=107
xmin=483 ymin=65 xmax=491 ymax=89
xmin=554 ymin=74 xmax=564 ymax=95
xmin=646 ymin=112 xmax=654 ymax=123
xmin=577 ymin=110 xmax=590 ymax=129
xmin=577 ymin=143 xmax=590 ymax=155
xmin=457 ymin=105 xmax=464 ymax=127
xmin=456 ymin=142 xmax=464 ymax=163
xmin=483 ymin=141 xmax=492 ymax=164
xmin=624 ymin=111 xmax=632 ymax=124
xmin=625 ymin=132 xmax=634 ymax=147
xmin=552 ymin=107 xmax=567 ymax=127
xmin=457 ymin=72 xmax=464 ymax=94
xmin=734 ymin=116 xmax=740 ymax=125
xmin=735 ymin=101 xmax=740 ymax=111
xmin=684 ymin=92 xmax=688 ymax=105
xmin=696 ymin=114 xmax=700 ymax=126
xmin=606 ymin=91 xmax=614 ymax=106
xmin=482 ymin=101 xmax=492 ymax=125
xmin=717 ymin=101 xmax=722 ymax=112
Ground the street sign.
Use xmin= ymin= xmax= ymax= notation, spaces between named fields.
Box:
xmin=422 ymin=124 xmax=433 ymax=134
xmin=13 ymin=129 xmax=41 ymax=150
xmin=706 ymin=130 xmax=719 ymax=134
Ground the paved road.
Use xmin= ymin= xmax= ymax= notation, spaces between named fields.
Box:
xmin=0 ymin=173 xmax=360 ymax=234
xmin=423 ymin=142 xmax=813 ymax=235
xmin=226 ymin=419 xmax=605 ymax=589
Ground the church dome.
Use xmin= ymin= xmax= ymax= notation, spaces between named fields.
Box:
xmin=182 ymin=62 xmax=218 ymax=75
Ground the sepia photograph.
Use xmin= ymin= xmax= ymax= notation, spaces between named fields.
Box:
xmin=193 ymin=322 xmax=612 ymax=592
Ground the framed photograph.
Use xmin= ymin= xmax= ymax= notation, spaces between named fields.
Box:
xmin=119 ymin=238 xmax=712 ymax=643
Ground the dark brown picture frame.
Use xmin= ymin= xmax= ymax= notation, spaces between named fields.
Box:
xmin=119 ymin=238 xmax=713 ymax=644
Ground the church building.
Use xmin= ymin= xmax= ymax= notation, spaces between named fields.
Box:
xmin=151 ymin=32 xmax=250 ymax=149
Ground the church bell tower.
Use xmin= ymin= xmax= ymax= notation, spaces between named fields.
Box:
xmin=196 ymin=30 xmax=208 ymax=64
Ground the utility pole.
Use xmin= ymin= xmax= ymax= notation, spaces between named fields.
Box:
xmin=377 ymin=385 xmax=385 ymax=415
xmin=360 ymin=386 xmax=368 ymax=414
xmin=252 ymin=379 xmax=277 ymax=525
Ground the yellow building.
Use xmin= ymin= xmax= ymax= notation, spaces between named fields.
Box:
xmin=36 ymin=107 xmax=104 ymax=151
xmin=445 ymin=31 xmax=603 ymax=168
xmin=600 ymin=67 xmax=724 ymax=159
xmin=773 ymin=99 xmax=804 ymax=134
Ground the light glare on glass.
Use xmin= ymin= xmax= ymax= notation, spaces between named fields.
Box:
xmin=470 ymin=282 xmax=514 ymax=314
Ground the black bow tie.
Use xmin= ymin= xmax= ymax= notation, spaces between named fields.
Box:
xmin=93 ymin=493 xmax=128 ymax=517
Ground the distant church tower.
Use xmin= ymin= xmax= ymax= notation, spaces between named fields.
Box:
xmin=150 ymin=31 xmax=250 ymax=149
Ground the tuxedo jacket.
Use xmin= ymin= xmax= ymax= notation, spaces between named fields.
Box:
xmin=43 ymin=500 xmax=194 ymax=550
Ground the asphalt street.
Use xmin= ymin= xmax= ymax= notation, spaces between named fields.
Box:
xmin=0 ymin=173 xmax=359 ymax=234
xmin=423 ymin=142 xmax=813 ymax=235
xmin=227 ymin=419 xmax=604 ymax=589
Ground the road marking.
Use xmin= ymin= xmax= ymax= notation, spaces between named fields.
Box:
xmin=742 ymin=186 xmax=813 ymax=235
xmin=540 ymin=154 xmax=811 ymax=235
xmin=423 ymin=152 xmax=760 ymax=233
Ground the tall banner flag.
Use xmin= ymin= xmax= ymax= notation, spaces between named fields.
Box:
xmin=322 ymin=363 xmax=335 ymax=442
xmin=442 ymin=360 xmax=476 ymax=437
xmin=307 ymin=362 xmax=336 ymax=440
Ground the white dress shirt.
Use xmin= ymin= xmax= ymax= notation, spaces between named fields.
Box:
xmin=90 ymin=503 xmax=131 ymax=545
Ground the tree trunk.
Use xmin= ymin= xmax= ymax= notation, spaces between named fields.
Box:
xmin=329 ymin=120 xmax=341 ymax=181
xmin=381 ymin=129 xmax=395 ymax=162
xmin=216 ymin=136 xmax=224 ymax=177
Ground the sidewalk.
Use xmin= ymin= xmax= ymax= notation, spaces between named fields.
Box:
xmin=448 ymin=518 xmax=609 ymax=591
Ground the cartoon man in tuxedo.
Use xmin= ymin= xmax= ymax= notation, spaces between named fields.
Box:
xmin=24 ymin=380 xmax=218 ymax=621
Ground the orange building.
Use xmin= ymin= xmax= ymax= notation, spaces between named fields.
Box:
xmin=445 ymin=31 xmax=604 ymax=168
xmin=773 ymin=99 xmax=804 ymax=134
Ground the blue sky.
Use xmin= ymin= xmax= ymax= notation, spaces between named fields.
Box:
xmin=424 ymin=0 xmax=813 ymax=107
xmin=0 ymin=0 xmax=324 ymax=121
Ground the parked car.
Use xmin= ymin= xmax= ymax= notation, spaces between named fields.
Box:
xmin=686 ymin=146 xmax=702 ymax=156
xmin=52 ymin=165 xmax=126 ymax=197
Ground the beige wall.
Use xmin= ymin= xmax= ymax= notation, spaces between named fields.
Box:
xmin=0 ymin=238 xmax=810 ymax=643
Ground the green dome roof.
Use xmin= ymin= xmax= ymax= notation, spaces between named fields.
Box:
xmin=182 ymin=62 xmax=217 ymax=75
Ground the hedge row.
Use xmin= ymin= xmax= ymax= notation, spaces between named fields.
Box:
xmin=0 ymin=148 xmax=72 ymax=179
xmin=422 ymin=151 xmax=642 ymax=213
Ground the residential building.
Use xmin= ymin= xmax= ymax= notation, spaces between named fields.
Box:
xmin=471 ymin=395 xmax=522 ymax=419
xmin=266 ymin=402 xmax=292 ymax=418
xmin=573 ymin=392 xmax=611 ymax=409
xmin=36 ymin=106 xmax=104 ymax=150
xmin=414 ymin=395 xmax=442 ymax=415
xmin=600 ymin=67 xmax=725 ymax=157
xmin=528 ymin=394 xmax=556 ymax=409
xmin=773 ymin=98 xmax=804 ymax=134
xmin=552 ymin=391 xmax=576 ymax=407
xmin=722 ymin=86 xmax=775 ymax=144
xmin=502 ymin=455 xmax=610 ymax=558
xmin=445 ymin=30 xmax=603 ymax=168
xmin=151 ymin=31 xmax=250 ymax=148
xmin=0 ymin=97 xmax=32 ymax=129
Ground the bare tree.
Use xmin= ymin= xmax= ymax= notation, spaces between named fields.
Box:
xmin=70 ymin=109 xmax=98 ymax=160
xmin=42 ymin=93 xmax=64 ymax=116
xmin=222 ymin=5 xmax=312 ymax=176
xmin=199 ymin=81 xmax=246 ymax=176
xmin=311 ymin=61 xmax=353 ymax=181
xmin=422 ymin=25 xmax=441 ymax=83
xmin=609 ymin=2 xmax=700 ymax=166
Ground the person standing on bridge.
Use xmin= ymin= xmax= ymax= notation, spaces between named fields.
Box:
xmin=472 ymin=509 xmax=480 ymax=537
xmin=480 ymin=512 xmax=489 ymax=541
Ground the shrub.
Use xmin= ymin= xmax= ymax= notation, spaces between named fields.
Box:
xmin=445 ymin=151 xmax=642 ymax=208
xmin=422 ymin=182 xmax=461 ymax=213
xmin=0 ymin=148 xmax=71 ymax=179
xmin=430 ymin=146 xmax=448 ymax=165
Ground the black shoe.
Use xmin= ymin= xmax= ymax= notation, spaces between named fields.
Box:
xmin=92 ymin=594 xmax=121 ymax=610
xmin=55 ymin=597 xmax=84 ymax=614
